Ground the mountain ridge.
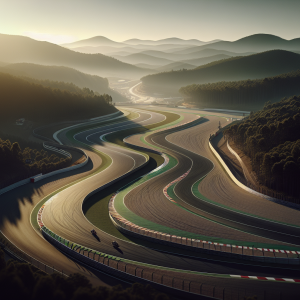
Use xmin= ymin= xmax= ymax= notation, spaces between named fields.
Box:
xmin=141 ymin=50 xmax=300 ymax=93
xmin=0 ymin=34 xmax=151 ymax=78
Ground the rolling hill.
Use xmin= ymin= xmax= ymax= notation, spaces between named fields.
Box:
xmin=62 ymin=36 xmax=124 ymax=48
xmin=111 ymin=53 xmax=174 ymax=66
xmin=181 ymin=54 xmax=232 ymax=67
xmin=132 ymin=49 xmax=250 ymax=62
xmin=134 ymin=63 xmax=160 ymax=69
xmin=123 ymin=37 xmax=205 ymax=46
xmin=0 ymin=34 xmax=151 ymax=78
xmin=172 ymin=47 xmax=254 ymax=56
xmin=124 ymin=37 xmax=222 ymax=46
xmin=155 ymin=62 xmax=196 ymax=72
xmin=0 ymin=72 xmax=117 ymax=122
xmin=0 ymin=63 xmax=129 ymax=102
xmin=141 ymin=50 xmax=300 ymax=93
xmin=71 ymin=44 xmax=193 ymax=55
xmin=181 ymin=34 xmax=300 ymax=53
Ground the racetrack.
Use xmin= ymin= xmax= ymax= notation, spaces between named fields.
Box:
xmin=2 ymin=106 xmax=300 ymax=298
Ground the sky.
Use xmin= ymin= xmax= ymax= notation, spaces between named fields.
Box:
xmin=1 ymin=0 xmax=300 ymax=44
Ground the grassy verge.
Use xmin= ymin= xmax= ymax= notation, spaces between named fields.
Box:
xmin=30 ymin=111 xmax=140 ymax=231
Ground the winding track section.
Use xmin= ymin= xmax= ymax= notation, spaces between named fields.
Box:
xmin=39 ymin=107 xmax=300 ymax=291
xmin=2 ymin=106 xmax=300 ymax=297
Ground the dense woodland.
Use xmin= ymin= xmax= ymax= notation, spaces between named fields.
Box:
xmin=0 ymin=249 xmax=168 ymax=300
xmin=22 ymin=77 xmax=102 ymax=96
xmin=180 ymin=70 xmax=300 ymax=111
xmin=0 ymin=72 xmax=116 ymax=123
xmin=224 ymin=96 xmax=300 ymax=197
xmin=0 ymin=138 xmax=71 ymax=188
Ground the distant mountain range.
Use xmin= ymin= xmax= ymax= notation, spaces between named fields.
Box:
xmin=71 ymin=44 xmax=192 ymax=54
xmin=0 ymin=34 xmax=152 ymax=78
xmin=141 ymin=50 xmax=300 ymax=93
xmin=123 ymin=37 xmax=222 ymax=46
xmin=112 ymin=53 xmax=174 ymax=66
xmin=1 ymin=33 xmax=300 ymax=84
xmin=62 ymin=36 xmax=222 ymax=48
xmin=188 ymin=34 xmax=300 ymax=53
xmin=62 ymin=34 xmax=300 ymax=55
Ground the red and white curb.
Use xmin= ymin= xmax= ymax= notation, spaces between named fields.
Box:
xmin=163 ymin=170 xmax=191 ymax=203
xmin=230 ymin=275 xmax=300 ymax=283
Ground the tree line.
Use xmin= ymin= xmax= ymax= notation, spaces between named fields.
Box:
xmin=0 ymin=72 xmax=116 ymax=123
xmin=224 ymin=95 xmax=300 ymax=197
xmin=0 ymin=138 xmax=71 ymax=188
xmin=0 ymin=248 xmax=168 ymax=300
xmin=180 ymin=70 xmax=300 ymax=111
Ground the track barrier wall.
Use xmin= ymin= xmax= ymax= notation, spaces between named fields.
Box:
xmin=108 ymin=125 xmax=300 ymax=264
xmin=39 ymin=225 xmax=279 ymax=300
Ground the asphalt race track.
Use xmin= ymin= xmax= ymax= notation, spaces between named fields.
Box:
xmin=2 ymin=107 xmax=300 ymax=298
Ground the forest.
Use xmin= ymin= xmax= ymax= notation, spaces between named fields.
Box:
xmin=0 ymin=248 xmax=168 ymax=300
xmin=224 ymin=96 xmax=300 ymax=197
xmin=180 ymin=70 xmax=300 ymax=111
xmin=141 ymin=50 xmax=300 ymax=94
xmin=0 ymin=138 xmax=71 ymax=188
xmin=0 ymin=72 xmax=116 ymax=123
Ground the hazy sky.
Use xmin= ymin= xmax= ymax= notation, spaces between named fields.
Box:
xmin=1 ymin=0 xmax=299 ymax=44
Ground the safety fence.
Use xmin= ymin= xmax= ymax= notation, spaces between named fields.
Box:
xmin=38 ymin=226 xmax=284 ymax=300
xmin=109 ymin=200 xmax=299 ymax=264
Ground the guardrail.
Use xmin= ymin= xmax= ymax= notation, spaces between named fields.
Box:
xmin=37 ymin=213 xmax=281 ymax=299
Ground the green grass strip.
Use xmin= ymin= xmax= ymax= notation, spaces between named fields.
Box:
xmin=31 ymin=111 xmax=139 ymax=230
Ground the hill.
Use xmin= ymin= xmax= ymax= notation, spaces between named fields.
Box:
xmin=70 ymin=44 xmax=192 ymax=55
xmin=183 ymin=34 xmax=300 ymax=53
xmin=172 ymin=47 xmax=254 ymax=57
xmin=224 ymin=96 xmax=300 ymax=198
xmin=62 ymin=36 xmax=124 ymax=48
xmin=125 ymin=50 xmax=234 ymax=62
xmin=0 ymin=63 xmax=129 ymax=102
xmin=1 ymin=63 xmax=108 ymax=89
xmin=134 ymin=63 xmax=160 ymax=69
xmin=180 ymin=70 xmax=300 ymax=111
xmin=124 ymin=37 xmax=204 ymax=46
xmin=141 ymin=50 xmax=300 ymax=93
xmin=155 ymin=62 xmax=196 ymax=72
xmin=0 ymin=72 xmax=117 ymax=122
xmin=111 ymin=53 xmax=174 ymax=66
xmin=181 ymin=54 xmax=232 ymax=67
xmin=0 ymin=34 xmax=150 ymax=78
